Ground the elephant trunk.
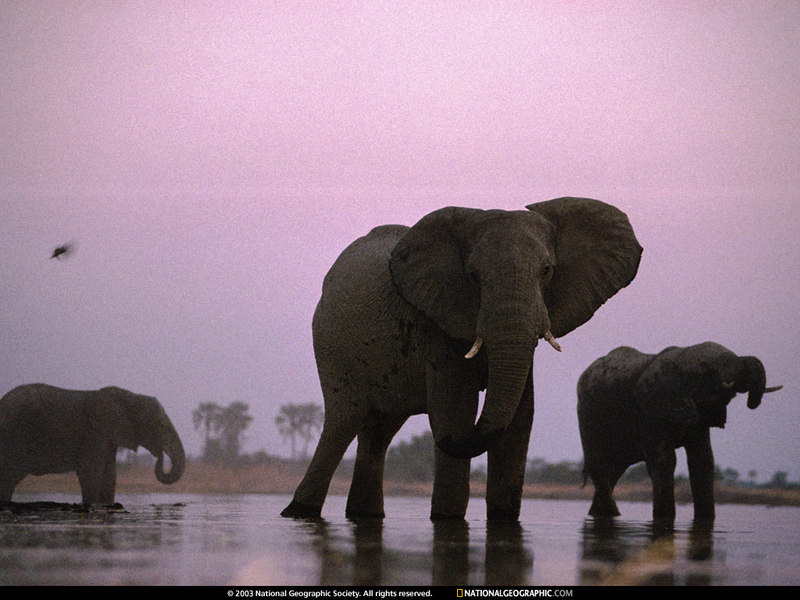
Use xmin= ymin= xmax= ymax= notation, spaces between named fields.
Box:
xmin=736 ymin=355 xmax=783 ymax=409
xmin=737 ymin=356 xmax=767 ymax=410
xmin=155 ymin=428 xmax=186 ymax=484
xmin=438 ymin=338 xmax=536 ymax=459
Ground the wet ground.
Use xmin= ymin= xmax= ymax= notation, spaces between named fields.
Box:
xmin=1 ymin=492 xmax=798 ymax=586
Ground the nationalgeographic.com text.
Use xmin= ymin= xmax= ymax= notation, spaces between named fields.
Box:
xmin=459 ymin=589 xmax=573 ymax=598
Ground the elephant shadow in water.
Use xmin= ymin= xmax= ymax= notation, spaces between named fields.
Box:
xmin=308 ymin=518 xmax=533 ymax=586
xmin=579 ymin=518 xmax=715 ymax=585
xmin=0 ymin=500 xmax=125 ymax=514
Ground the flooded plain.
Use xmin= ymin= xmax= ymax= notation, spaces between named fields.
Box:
xmin=1 ymin=492 xmax=799 ymax=586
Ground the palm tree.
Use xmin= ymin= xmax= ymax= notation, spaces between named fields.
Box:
xmin=192 ymin=402 xmax=223 ymax=461
xmin=218 ymin=402 xmax=253 ymax=463
xmin=275 ymin=403 xmax=324 ymax=460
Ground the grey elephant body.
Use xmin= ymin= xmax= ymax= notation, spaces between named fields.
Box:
xmin=283 ymin=198 xmax=642 ymax=521
xmin=0 ymin=384 xmax=186 ymax=504
xmin=578 ymin=342 xmax=780 ymax=521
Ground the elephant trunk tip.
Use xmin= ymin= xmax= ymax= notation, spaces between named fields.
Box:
xmin=154 ymin=441 xmax=186 ymax=485
xmin=436 ymin=428 xmax=502 ymax=459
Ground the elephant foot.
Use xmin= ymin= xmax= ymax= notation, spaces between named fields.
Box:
xmin=487 ymin=509 xmax=520 ymax=522
xmin=345 ymin=509 xmax=385 ymax=521
xmin=280 ymin=500 xmax=322 ymax=519
xmin=430 ymin=512 xmax=467 ymax=521
xmin=588 ymin=497 xmax=620 ymax=517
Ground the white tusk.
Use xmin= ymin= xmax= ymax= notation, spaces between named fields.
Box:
xmin=722 ymin=381 xmax=736 ymax=389
xmin=764 ymin=385 xmax=783 ymax=394
xmin=465 ymin=337 xmax=483 ymax=359
xmin=543 ymin=331 xmax=562 ymax=352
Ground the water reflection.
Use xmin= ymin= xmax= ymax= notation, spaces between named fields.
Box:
xmin=432 ymin=519 xmax=470 ymax=585
xmin=2 ymin=495 xmax=798 ymax=586
xmin=485 ymin=521 xmax=532 ymax=586
xmin=579 ymin=517 xmax=715 ymax=585
xmin=297 ymin=516 xmax=532 ymax=586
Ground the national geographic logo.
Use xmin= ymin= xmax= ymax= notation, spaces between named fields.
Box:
xmin=457 ymin=590 xmax=574 ymax=598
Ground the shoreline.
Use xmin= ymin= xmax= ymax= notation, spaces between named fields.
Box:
xmin=14 ymin=462 xmax=800 ymax=508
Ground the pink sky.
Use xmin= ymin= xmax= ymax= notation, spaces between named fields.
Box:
xmin=2 ymin=2 xmax=799 ymax=481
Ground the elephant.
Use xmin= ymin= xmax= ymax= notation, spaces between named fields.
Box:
xmin=0 ymin=384 xmax=186 ymax=504
xmin=281 ymin=197 xmax=642 ymax=521
xmin=577 ymin=342 xmax=783 ymax=522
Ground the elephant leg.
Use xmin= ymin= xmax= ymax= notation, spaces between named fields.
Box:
xmin=685 ymin=429 xmax=715 ymax=521
xmin=646 ymin=443 xmax=677 ymax=521
xmin=77 ymin=442 xmax=117 ymax=504
xmin=486 ymin=368 xmax=534 ymax=521
xmin=282 ymin=397 xmax=369 ymax=518
xmin=431 ymin=448 xmax=472 ymax=519
xmin=588 ymin=463 xmax=627 ymax=517
xmin=346 ymin=411 xmax=406 ymax=519
xmin=427 ymin=360 xmax=479 ymax=520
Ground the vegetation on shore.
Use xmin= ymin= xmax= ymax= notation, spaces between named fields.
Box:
xmin=15 ymin=457 xmax=800 ymax=508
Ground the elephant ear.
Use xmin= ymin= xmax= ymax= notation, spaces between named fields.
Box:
xmin=92 ymin=387 xmax=138 ymax=450
xmin=389 ymin=207 xmax=481 ymax=341
xmin=526 ymin=197 xmax=642 ymax=338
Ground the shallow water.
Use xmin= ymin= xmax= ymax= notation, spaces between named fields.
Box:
xmin=1 ymin=492 xmax=798 ymax=586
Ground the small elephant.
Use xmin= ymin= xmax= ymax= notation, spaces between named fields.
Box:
xmin=577 ymin=343 xmax=782 ymax=521
xmin=0 ymin=384 xmax=186 ymax=504
xmin=282 ymin=197 xmax=642 ymax=521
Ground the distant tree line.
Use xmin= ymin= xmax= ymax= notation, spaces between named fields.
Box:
xmin=192 ymin=401 xmax=253 ymax=464
xmin=182 ymin=400 xmax=800 ymax=491
xmin=379 ymin=430 xmax=800 ymax=490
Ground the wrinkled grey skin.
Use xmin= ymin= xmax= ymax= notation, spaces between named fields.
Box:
xmin=578 ymin=343 xmax=782 ymax=522
xmin=282 ymin=197 xmax=642 ymax=521
xmin=0 ymin=384 xmax=186 ymax=504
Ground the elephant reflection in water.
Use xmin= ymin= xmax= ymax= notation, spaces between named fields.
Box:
xmin=580 ymin=519 xmax=714 ymax=585
xmin=310 ymin=519 xmax=532 ymax=586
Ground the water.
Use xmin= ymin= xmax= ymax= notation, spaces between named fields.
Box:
xmin=1 ymin=493 xmax=798 ymax=586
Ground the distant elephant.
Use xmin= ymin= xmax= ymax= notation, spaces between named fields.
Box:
xmin=0 ymin=384 xmax=186 ymax=504
xmin=577 ymin=342 xmax=782 ymax=521
xmin=281 ymin=197 xmax=642 ymax=521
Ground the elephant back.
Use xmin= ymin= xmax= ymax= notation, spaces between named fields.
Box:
xmin=577 ymin=347 xmax=652 ymax=470
xmin=313 ymin=224 xmax=427 ymax=399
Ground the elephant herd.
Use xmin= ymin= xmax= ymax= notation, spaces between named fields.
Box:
xmin=280 ymin=196 xmax=781 ymax=524
xmin=1 ymin=197 xmax=781 ymax=524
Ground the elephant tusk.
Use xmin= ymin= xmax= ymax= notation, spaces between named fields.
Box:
xmin=722 ymin=381 xmax=736 ymax=389
xmin=465 ymin=337 xmax=483 ymax=359
xmin=764 ymin=385 xmax=783 ymax=394
xmin=543 ymin=331 xmax=562 ymax=352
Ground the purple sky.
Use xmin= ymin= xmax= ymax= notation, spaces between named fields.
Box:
xmin=2 ymin=2 xmax=799 ymax=482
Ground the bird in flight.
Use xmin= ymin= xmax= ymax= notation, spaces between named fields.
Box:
xmin=50 ymin=243 xmax=73 ymax=260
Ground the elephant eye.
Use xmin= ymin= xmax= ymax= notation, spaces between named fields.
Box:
xmin=541 ymin=265 xmax=554 ymax=284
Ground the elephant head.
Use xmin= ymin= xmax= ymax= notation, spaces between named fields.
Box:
xmin=389 ymin=197 xmax=642 ymax=458
xmin=732 ymin=355 xmax=783 ymax=410
xmin=95 ymin=387 xmax=186 ymax=484
xmin=648 ymin=343 xmax=783 ymax=429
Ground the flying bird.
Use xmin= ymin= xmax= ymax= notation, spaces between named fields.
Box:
xmin=50 ymin=243 xmax=73 ymax=260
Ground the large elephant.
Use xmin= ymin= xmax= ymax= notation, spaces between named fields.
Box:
xmin=0 ymin=384 xmax=186 ymax=504
xmin=577 ymin=342 xmax=782 ymax=521
xmin=281 ymin=197 xmax=642 ymax=521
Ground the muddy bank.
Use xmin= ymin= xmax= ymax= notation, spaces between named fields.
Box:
xmin=14 ymin=462 xmax=800 ymax=507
